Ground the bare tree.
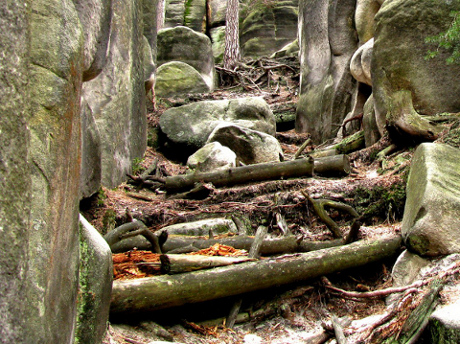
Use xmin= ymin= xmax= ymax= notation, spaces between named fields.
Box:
xmin=223 ymin=0 xmax=241 ymax=70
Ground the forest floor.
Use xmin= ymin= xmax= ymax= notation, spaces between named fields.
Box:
xmin=81 ymin=56 xmax=419 ymax=344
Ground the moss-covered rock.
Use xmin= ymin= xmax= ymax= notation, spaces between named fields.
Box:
xmin=207 ymin=124 xmax=284 ymax=165
xmin=402 ymin=143 xmax=460 ymax=256
xmin=75 ymin=215 xmax=113 ymax=344
xmin=159 ymin=97 xmax=276 ymax=160
xmin=240 ymin=0 xmax=298 ymax=58
xmin=157 ymin=26 xmax=215 ymax=90
xmin=296 ymin=0 xmax=358 ymax=144
xmin=187 ymin=142 xmax=237 ymax=172
xmin=155 ymin=61 xmax=210 ymax=97
xmin=373 ymin=0 xmax=460 ymax=141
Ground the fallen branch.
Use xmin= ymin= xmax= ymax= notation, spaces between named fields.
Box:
xmin=110 ymin=235 xmax=402 ymax=314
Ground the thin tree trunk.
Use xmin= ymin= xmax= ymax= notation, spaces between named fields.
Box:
xmin=223 ymin=0 xmax=240 ymax=70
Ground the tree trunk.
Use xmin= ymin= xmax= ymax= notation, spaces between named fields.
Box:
xmin=164 ymin=157 xmax=314 ymax=191
xmin=223 ymin=0 xmax=240 ymax=70
xmin=110 ymin=235 xmax=402 ymax=314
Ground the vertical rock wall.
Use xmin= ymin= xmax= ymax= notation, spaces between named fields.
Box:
xmin=0 ymin=0 xmax=30 ymax=342
xmin=27 ymin=0 xmax=83 ymax=342
xmin=81 ymin=0 xmax=147 ymax=192
xmin=296 ymin=0 xmax=358 ymax=144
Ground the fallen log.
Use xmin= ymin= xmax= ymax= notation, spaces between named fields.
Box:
xmin=314 ymin=154 xmax=351 ymax=177
xmin=110 ymin=235 xmax=402 ymax=314
xmin=164 ymin=157 xmax=314 ymax=191
xmin=162 ymin=235 xmax=345 ymax=255
xmin=159 ymin=254 xmax=255 ymax=274
xmin=110 ymin=232 xmax=345 ymax=254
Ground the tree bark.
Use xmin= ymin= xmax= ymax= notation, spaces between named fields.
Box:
xmin=159 ymin=254 xmax=255 ymax=274
xmin=164 ymin=157 xmax=314 ymax=191
xmin=162 ymin=235 xmax=345 ymax=255
xmin=110 ymin=235 xmax=402 ymax=314
xmin=223 ymin=0 xmax=240 ymax=70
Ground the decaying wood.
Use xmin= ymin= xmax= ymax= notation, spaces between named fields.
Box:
xmin=159 ymin=254 xmax=255 ymax=274
xmin=314 ymin=154 xmax=351 ymax=176
xmin=302 ymin=190 xmax=359 ymax=238
xmin=110 ymin=235 xmax=402 ymax=314
xmin=164 ymin=157 xmax=314 ymax=191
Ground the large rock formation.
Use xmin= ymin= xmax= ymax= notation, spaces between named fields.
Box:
xmin=159 ymin=97 xmax=276 ymax=160
xmin=402 ymin=143 xmax=460 ymax=257
xmin=296 ymin=0 xmax=358 ymax=143
xmin=27 ymin=0 xmax=83 ymax=342
xmin=81 ymin=0 xmax=147 ymax=192
xmin=372 ymin=0 xmax=460 ymax=140
xmin=157 ymin=26 xmax=215 ymax=93
xmin=155 ymin=61 xmax=210 ymax=97
xmin=76 ymin=215 xmax=113 ymax=344
xmin=0 ymin=1 xmax=30 ymax=341
xmin=207 ymin=124 xmax=284 ymax=164
xmin=74 ymin=0 xmax=113 ymax=81
xmin=2 ymin=0 xmax=153 ymax=341
xmin=240 ymin=0 xmax=299 ymax=58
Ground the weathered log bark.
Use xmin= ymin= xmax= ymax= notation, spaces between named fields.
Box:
xmin=110 ymin=235 xmax=402 ymax=314
xmin=110 ymin=233 xmax=345 ymax=254
xmin=164 ymin=157 xmax=314 ymax=191
xmin=314 ymin=155 xmax=351 ymax=176
xmin=159 ymin=254 xmax=255 ymax=274
xmin=162 ymin=235 xmax=345 ymax=255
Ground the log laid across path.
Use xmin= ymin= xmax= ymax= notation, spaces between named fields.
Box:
xmin=110 ymin=235 xmax=402 ymax=314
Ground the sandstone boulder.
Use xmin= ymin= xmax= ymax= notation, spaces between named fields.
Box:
xmin=355 ymin=0 xmax=380 ymax=44
xmin=155 ymin=61 xmax=210 ymax=97
xmin=76 ymin=215 xmax=113 ymax=344
xmin=187 ymin=142 xmax=237 ymax=172
xmin=207 ymin=124 xmax=284 ymax=165
xmin=296 ymin=0 xmax=358 ymax=143
xmin=402 ymin=143 xmax=460 ymax=256
xmin=157 ymin=26 xmax=215 ymax=91
xmin=240 ymin=0 xmax=298 ymax=58
xmin=373 ymin=0 xmax=460 ymax=140
xmin=159 ymin=97 xmax=276 ymax=160
xmin=350 ymin=38 xmax=373 ymax=86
